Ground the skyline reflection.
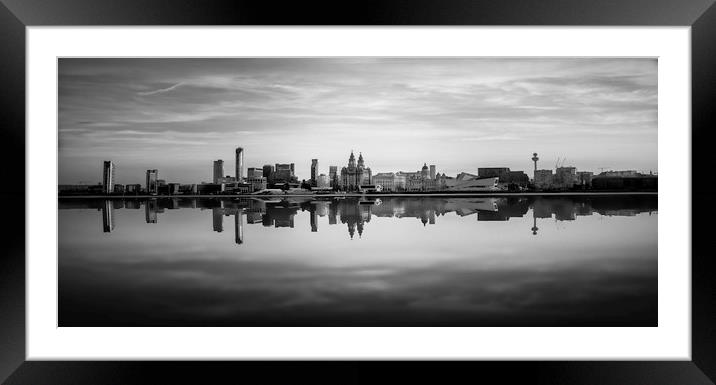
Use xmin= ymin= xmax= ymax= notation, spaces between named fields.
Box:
xmin=81 ymin=195 xmax=658 ymax=242
xmin=59 ymin=195 xmax=657 ymax=327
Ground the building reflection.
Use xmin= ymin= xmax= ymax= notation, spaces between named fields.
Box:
xmin=64 ymin=195 xmax=658 ymax=243
xmin=101 ymin=200 xmax=114 ymax=232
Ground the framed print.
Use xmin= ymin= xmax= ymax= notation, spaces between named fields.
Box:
xmin=1 ymin=0 xmax=715 ymax=383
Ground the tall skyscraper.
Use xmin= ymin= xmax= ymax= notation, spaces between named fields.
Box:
xmin=102 ymin=160 xmax=115 ymax=193
xmin=263 ymin=164 xmax=274 ymax=182
xmin=429 ymin=165 xmax=436 ymax=180
xmin=235 ymin=147 xmax=244 ymax=181
xmin=146 ymin=169 xmax=159 ymax=194
xmin=329 ymin=166 xmax=338 ymax=188
xmin=213 ymin=160 xmax=224 ymax=184
xmin=311 ymin=159 xmax=319 ymax=186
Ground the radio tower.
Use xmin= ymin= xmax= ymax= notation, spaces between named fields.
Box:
xmin=531 ymin=152 xmax=539 ymax=172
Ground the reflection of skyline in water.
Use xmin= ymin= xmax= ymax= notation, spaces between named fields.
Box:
xmin=81 ymin=196 xmax=658 ymax=243
xmin=59 ymin=195 xmax=657 ymax=327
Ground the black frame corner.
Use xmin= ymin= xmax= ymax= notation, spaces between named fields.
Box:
xmin=1 ymin=0 xmax=714 ymax=383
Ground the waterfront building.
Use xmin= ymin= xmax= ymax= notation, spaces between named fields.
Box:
xmin=125 ymin=184 xmax=141 ymax=194
xmin=102 ymin=161 xmax=115 ymax=194
xmin=576 ymin=171 xmax=594 ymax=187
xmin=246 ymin=176 xmax=268 ymax=191
xmin=478 ymin=167 xmax=529 ymax=187
xmin=507 ymin=171 xmax=530 ymax=187
xmin=274 ymin=163 xmax=297 ymax=183
xmin=262 ymin=164 xmax=274 ymax=182
xmin=534 ymin=169 xmax=553 ymax=190
xmin=247 ymin=167 xmax=263 ymax=178
xmin=553 ymin=166 xmax=577 ymax=189
xmin=340 ymin=151 xmax=372 ymax=191
xmin=429 ymin=165 xmax=436 ymax=180
xmin=197 ymin=183 xmax=224 ymax=195
xmin=443 ymin=172 xmax=499 ymax=191
xmin=58 ymin=184 xmax=94 ymax=195
xmin=374 ymin=172 xmax=408 ymax=192
xmin=599 ymin=170 xmax=640 ymax=177
xmin=393 ymin=164 xmax=443 ymax=192
xmin=421 ymin=163 xmax=429 ymax=179
xmin=113 ymin=184 xmax=124 ymax=194
xmin=478 ymin=167 xmax=510 ymax=180
xmin=217 ymin=176 xmax=237 ymax=184
xmin=168 ymin=183 xmax=181 ymax=195
xmin=592 ymin=173 xmax=657 ymax=190
xmin=316 ymin=174 xmax=330 ymax=188
xmin=146 ymin=169 xmax=159 ymax=195
xmin=311 ymin=159 xmax=319 ymax=186
xmin=213 ymin=160 xmax=224 ymax=184
xmin=235 ymin=147 xmax=244 ymax=181
xmin=329 ymin=166 xmax=338 ymax=188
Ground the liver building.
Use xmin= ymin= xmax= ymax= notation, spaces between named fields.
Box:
xmin=340 ymin=151 xmax=372 ymax=191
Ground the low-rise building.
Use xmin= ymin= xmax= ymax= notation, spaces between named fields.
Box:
xmin=576 ymin=171 xmax=594 ymax=187
xmin=246 ymin=176 xmax=267 ymax=192
xmin=534 ymin=169 xmax=554 ymax=190
xmin=373 ymin=172 xmax=406 ymax=192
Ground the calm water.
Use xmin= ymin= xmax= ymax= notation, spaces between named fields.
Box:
xmin=59 ymin=195 xmax=657 ymax=326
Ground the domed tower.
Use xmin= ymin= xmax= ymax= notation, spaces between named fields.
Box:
xmin=357 ymin=152 xmax=365 ymax=169
xmin=421 ymin=163 xmax=429 ymax=179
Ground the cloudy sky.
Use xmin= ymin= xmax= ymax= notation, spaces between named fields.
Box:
xmin=58 ymin=58 xmax=657 ymax=185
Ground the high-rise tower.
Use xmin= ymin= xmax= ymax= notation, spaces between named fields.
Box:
xmin=429 ymin=165 xmax=436 ymax=180
xmin=102 ymin=160 xmax=115 ymax=193
xmin=235 ymin=147 xmax=244 ymax=181
xmin=532 ymin=152 xmax=539 ymax=173
xmin=311 ymin=159 xmax=319 ymax=186
xmin=213 ymin=160 xmax=224 ymax=184
xmin=146 ymin=169 xmax=158 ymax=194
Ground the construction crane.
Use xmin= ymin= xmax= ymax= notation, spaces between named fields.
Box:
xmin=555 ymin=157 xmax=567 ymax=169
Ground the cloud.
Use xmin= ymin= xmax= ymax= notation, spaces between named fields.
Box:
xmin=137 ymin=82 xmax=184 ymax=96
xmin=58 ymin=58 xmax=658 ymax=184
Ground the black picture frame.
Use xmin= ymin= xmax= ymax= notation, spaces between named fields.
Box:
xmin=1 ymin=0 xmax=714 ymax=383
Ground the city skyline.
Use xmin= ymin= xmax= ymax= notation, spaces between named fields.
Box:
xmin=59 ymin=58 xmax=657 ymax=185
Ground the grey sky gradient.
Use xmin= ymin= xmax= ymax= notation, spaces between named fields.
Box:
xmin=58 ymin=58 xmax=657 ymax=185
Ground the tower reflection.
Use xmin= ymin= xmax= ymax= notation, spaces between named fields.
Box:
xmin=65 ymin=195 xmax=657 ymax=244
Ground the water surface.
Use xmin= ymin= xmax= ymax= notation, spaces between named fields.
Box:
xmin=59 ymin=195 xmax=657 ymax=326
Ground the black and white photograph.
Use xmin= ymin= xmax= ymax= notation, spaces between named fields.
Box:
xmin=57 ymin=57 xmax=658 ymax=327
